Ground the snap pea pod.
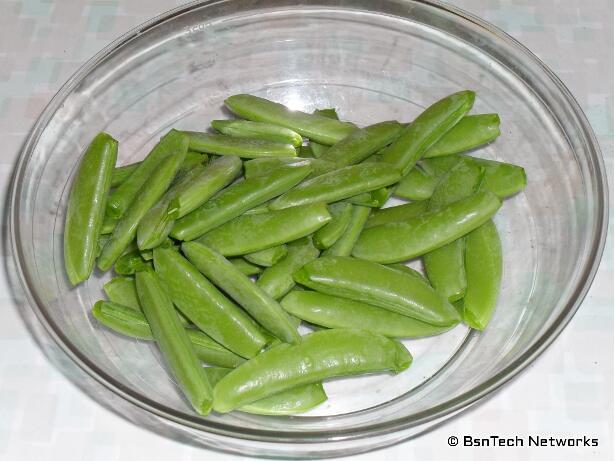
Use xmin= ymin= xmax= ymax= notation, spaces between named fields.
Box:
xmin=270 ymin=163 xmax=401 ymax=210
xmin=135 ymin=269 xmax=213 ymax=415
xmin=387 ymin=264 xmax=431 ymax=285
xmin=225 ymin=94 xmax=356 ymax=145
xmin=244 ymin=245 xmax=288 ymax=267
xmin=382 ymin=91 xmax=475 ymax=175
xmin=184 ymin=131 xmax=297 ymax=158
xmin=211 ymin=120 xmax=303 ymax=147
xmin=281 ymin=291 xmax=453 ymax=338
xmin=352 ymin=191 xmax=502 ymax=263
xmin=310 ymin=108 xmax=340 ymax=156
xmin=103 ymin=277 xmax=140 ymax=311
xmin=111 ymin=162 xmax=138 ymax=188
xmin=423 ymin=160 xmax=485 ymax=302
xmin=64 ymin=132 xmax=117 ymax=285
xmin=176 ymin=151 xmax=209 ymax=179
xmin=92 ymin=300 xmax=245 ymax=368
xmin=394 ymin=166 xmax=439 ymax=201
xmin=204 ymin=367 xmax=327 ymax=415
xmin=460 ymin=220 xmax=502 ymax=330
xmin=256 ymin=237 xmax=320 ymax=299
xmin=345 ymin=187 xmax=392 ymax=208
xmin=197 ymin=203 xmax=331 ymax=256
xmin=230 ymin=258 xmax=263 ymax=276
xmin=243 ymin=157 xmax=333 ymax=179
xmin=212 ymin=329 xmax=412 ymax=413
xmin=154 ymin=247 xmax=269 ymax=358
xmin=106 ymin=129 xmax=188 ymax=219
xmin=323 ymin=206 xmax=371 ymax=257
xmin=171 ymin=163 xmax=312 ymax=241
xmin=111 ymin=151 xmax=204 ymax=188
xmin=365 ymin=201 xmax=428 ymax=229
xmin=320 ymin=121 xmax=403 ymax=167
xmin=313 ymin=202 xmax=353 ymax=249
xmin=113 ymin=250 xmax=150 ymax=275
xmin=423 ymin=114 xmax=501 ymax=158
xmin=293 ymin=256 xmax=459 ymax=326
xmin=98 ymin=152 xmax=187 ymax=271
xmin=100 ymin=213 xmax=119 ymax=235
xmin=182 ymin=242 xmax=301 ymax=344
xmin=314 ymin=108 xmax=339 ymax=119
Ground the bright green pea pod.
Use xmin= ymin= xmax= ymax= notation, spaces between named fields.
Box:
xmin=387 ymin=264 xmax=431 ymax=285
xmin=184 ymin=131 xmax=297 ymax=158
xmin=382 ymin=91 xmax=475 ymax=175
xmin=293 ymin=256 xmax=459 ymax=326
xmin=135 ymin=269 xmax=213 ymax=415
xmin=182 ymin=242 xmax=301 ymax=344
xmin=154 ymin=247 xmax=268 ymax=359
xmin=92 ymin=300 xmax=245 ymax=368
xmin=423 ymin=114 xmax=501 ymax=158
xmin=281 ymin=291 xmax=453 ymax=338
xmin=323 ymin=205 xmax=371 ymax=257
xmin=211 ymin=120 xmax=303 ymax=147
xmin=104 ymin=277 xmax=140 ymax=310
xmin=313 ymin=203 xmax=353 ymax=249
xmin=270 ymin=163 xmax=401 ymax=210
xmin=197 ymin=203 xmax=331 ymax=256
xmin=204 ymin=367 xmax=327 ymax=415
xmin=106 ymin=130 xmax=188 ymax=219
xmin=352 ymin=191 xmax=502 ymax=263
xmin=111 ymin=152 xmax=205 ymax=189
xmin=225 ymin=94 xmax=356 ymax=145
xmin=244 ymin=245 xmax=288 ymax=267
xmin=113 ymin=250 xmax=150 ymax=275
xmin=257 ymin=237 xmax=320 ymax=299
xmin=461 ymin=220 xmax=502 ymax=330
xmin=212 ymin=329 xmax=411 ymax=413
xmin=394 ymin=166 xmax=439 ymax=201
xmin=320 ymin=121 xmax=402 ymax=167
xmin=474 ymin=158 xmax=527 ymax=198
xmin=98 ymin=152 xmax=187 ymax=271
xmin=243 ymin=157 xmax=333 ymax=179
xmin=172 ymin=163 xmax=312 ymax=241
xmin=64 ymin=132 xmax=118 ymax=285
xmin=365 ymin=201 xmax=428 ymax=229
xmin=111 ymin=162 xmax=138 ymax=188
xmin=230 ymin=258 xmax=263 ymax=276
xmin=345 ymin=187 xmax=392 ymax=208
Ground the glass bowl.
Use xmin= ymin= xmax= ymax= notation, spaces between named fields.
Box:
xmin=9 ymin=0 xmax=608 ymax=457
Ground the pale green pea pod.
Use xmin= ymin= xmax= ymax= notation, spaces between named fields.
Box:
xmin=323 ymin=205 xmax=371 ymax=257
xmin=313 ymin=202 xmax=353 ymax=250
xmin=243 ymin=157 xmax=333 ymax=179
xmin=423 ymin=114 xmax=501 ymax=158
xmin=104 ymin=277 xmax=140 ymax=311
xmin=184 ymin=131 xmax=297 ymax=158
xmin=394 ymin=166 xmax=439 ymax=201
xmin=229 ymin=258 xmax=263 ymax=276
xmin=345 ymin=187 xmax=392 ymax=208
xmin=244 ymin=245 xmax=288 ymax=267
xmin=197 ymin=203 xmax=331 ymax=256
xmin=211 ymin=120 xmax=303 ymax=147
xmin=365 ymin=201 xmax=428 ymax=229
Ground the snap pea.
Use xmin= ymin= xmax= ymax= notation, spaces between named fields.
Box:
xmin=184 ymin=131 xmax=297 ymax=158
xmin=270 ymin=163 xmax=401 ymax=210
xmin=113 ymin=250 xmax=150 ymax=275
xmin=394 ymin=166 xmax=439 ymax=201
xmin=106 ymin=129 xmax=188 ymax=219
xmin=98 ymin=152 xmax=187 ymax=271
xmin=111 ymin=162 xmax=138 ymax=188
xmin=314 ymin=108 xmax=339 ymax=119
xmin=135 ymin=269 xmax=213 ymax=415
xmin=92 ymin=300 xmax=245 ymax=368
xmin=103 ymin=277 xmax=140 ymax=310
xmin=204 ymin=367 xmax=327 ymax=415
xmin=225 ymin=94 xmax=356 ymax=145
xmin=243 ymin=157 xmax=333 ymax=179
xmin=176 ymin=151 xmax=209 ymax=179
xmin=460 ymin=220 xmax=502 ymax=330
xmin=313 ymin=202 xmax=353 ymax=249
xmin=230 ymin=258 xmax=263 ymax=276
xmin=382 ymin=91 xmax=475 ymax=175
xmin=365 ymin=201 xmax=428 ymax=229
xmin=211 ymin=120 xmax=303 ymax=147
xmin=197 ymin=203 xmax=331 ymax=256
xmin=293 ymin=256 xmax=459 ymax=326
xmin=323 ymin=205 xmax=371 ymax=257
xmin=423 ymin=114 xmax=501 ymax=158
xmin=171 ymin=163 xmax=312 ymax=241
xmin=345 ymin=187 xmax=392 ymax=208
xmin=154 ymin=247 xmax=269 ymax=358
xmin=352 ymin=191 xmax=502 ymax=263
xmin=212 ymin=329 xmax=412 ymax=413
xmin=281 ymin=291 xmax=453 ymax=338
xmin=256 ymin=237 xmax=320 ymax=299
xmin=244 ymin=245 xmax=288 ymax=267
xmin=64 ymin=132 xmax=117 ymax=285
xmin=182 ymin=242 xmax=301 ymax=344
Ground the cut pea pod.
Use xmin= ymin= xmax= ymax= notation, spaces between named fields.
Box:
xmin=323 ymin=205 xmax=371 ymax=257
xmin=394 ymin=165 xmax=439 ymax=201
xmin=230 ymin=258 xmax=263 ymax=276
xmin=64 ymin=132 xmax=117 ymax=285
xmin=197 ymin=203 xmax=331 ymax=256
xmin=313 ymin=202 xmax=353 ymax=250
xmin=423 ymin=114 xmax=501 ymax=158
xmin=182 ymin=242 xmax=301 ymax=344
xmin=171 ymin=163 xmax=312 ymax=241
xmin=184 ymin=131 xmax=297 ymax=158
xmin=211 ymin=120 xmax=303 ymax=147
xmin=103 ymin=277 xmax=140 ymax=311
xmin=346 ymin=187 xmax=392 ymax=208
xmin=281 ymin=291 xmax=453 ymax=338
xmin=293 ymin=256 xmax=460 ymax=326
xmin=270 ymin=163 xmax=401 ymax=210
xmin=382 ymin=91 xmax=475 ymax=175
xmin=212 ymin=329 xmax=412 ymax=413
xmin=365 ymin=201 xmax=428 ymax=229
xmin=244 ymin=245 xmax=288 ymax=267
xmin=352 ymin=191 xmax=502 ymax=263
xmin=225 ymin=94 xmax=356 ymax=145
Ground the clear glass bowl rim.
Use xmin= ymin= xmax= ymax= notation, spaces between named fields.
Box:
xmin=8 ymin=0 xmax=609 ymax=444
